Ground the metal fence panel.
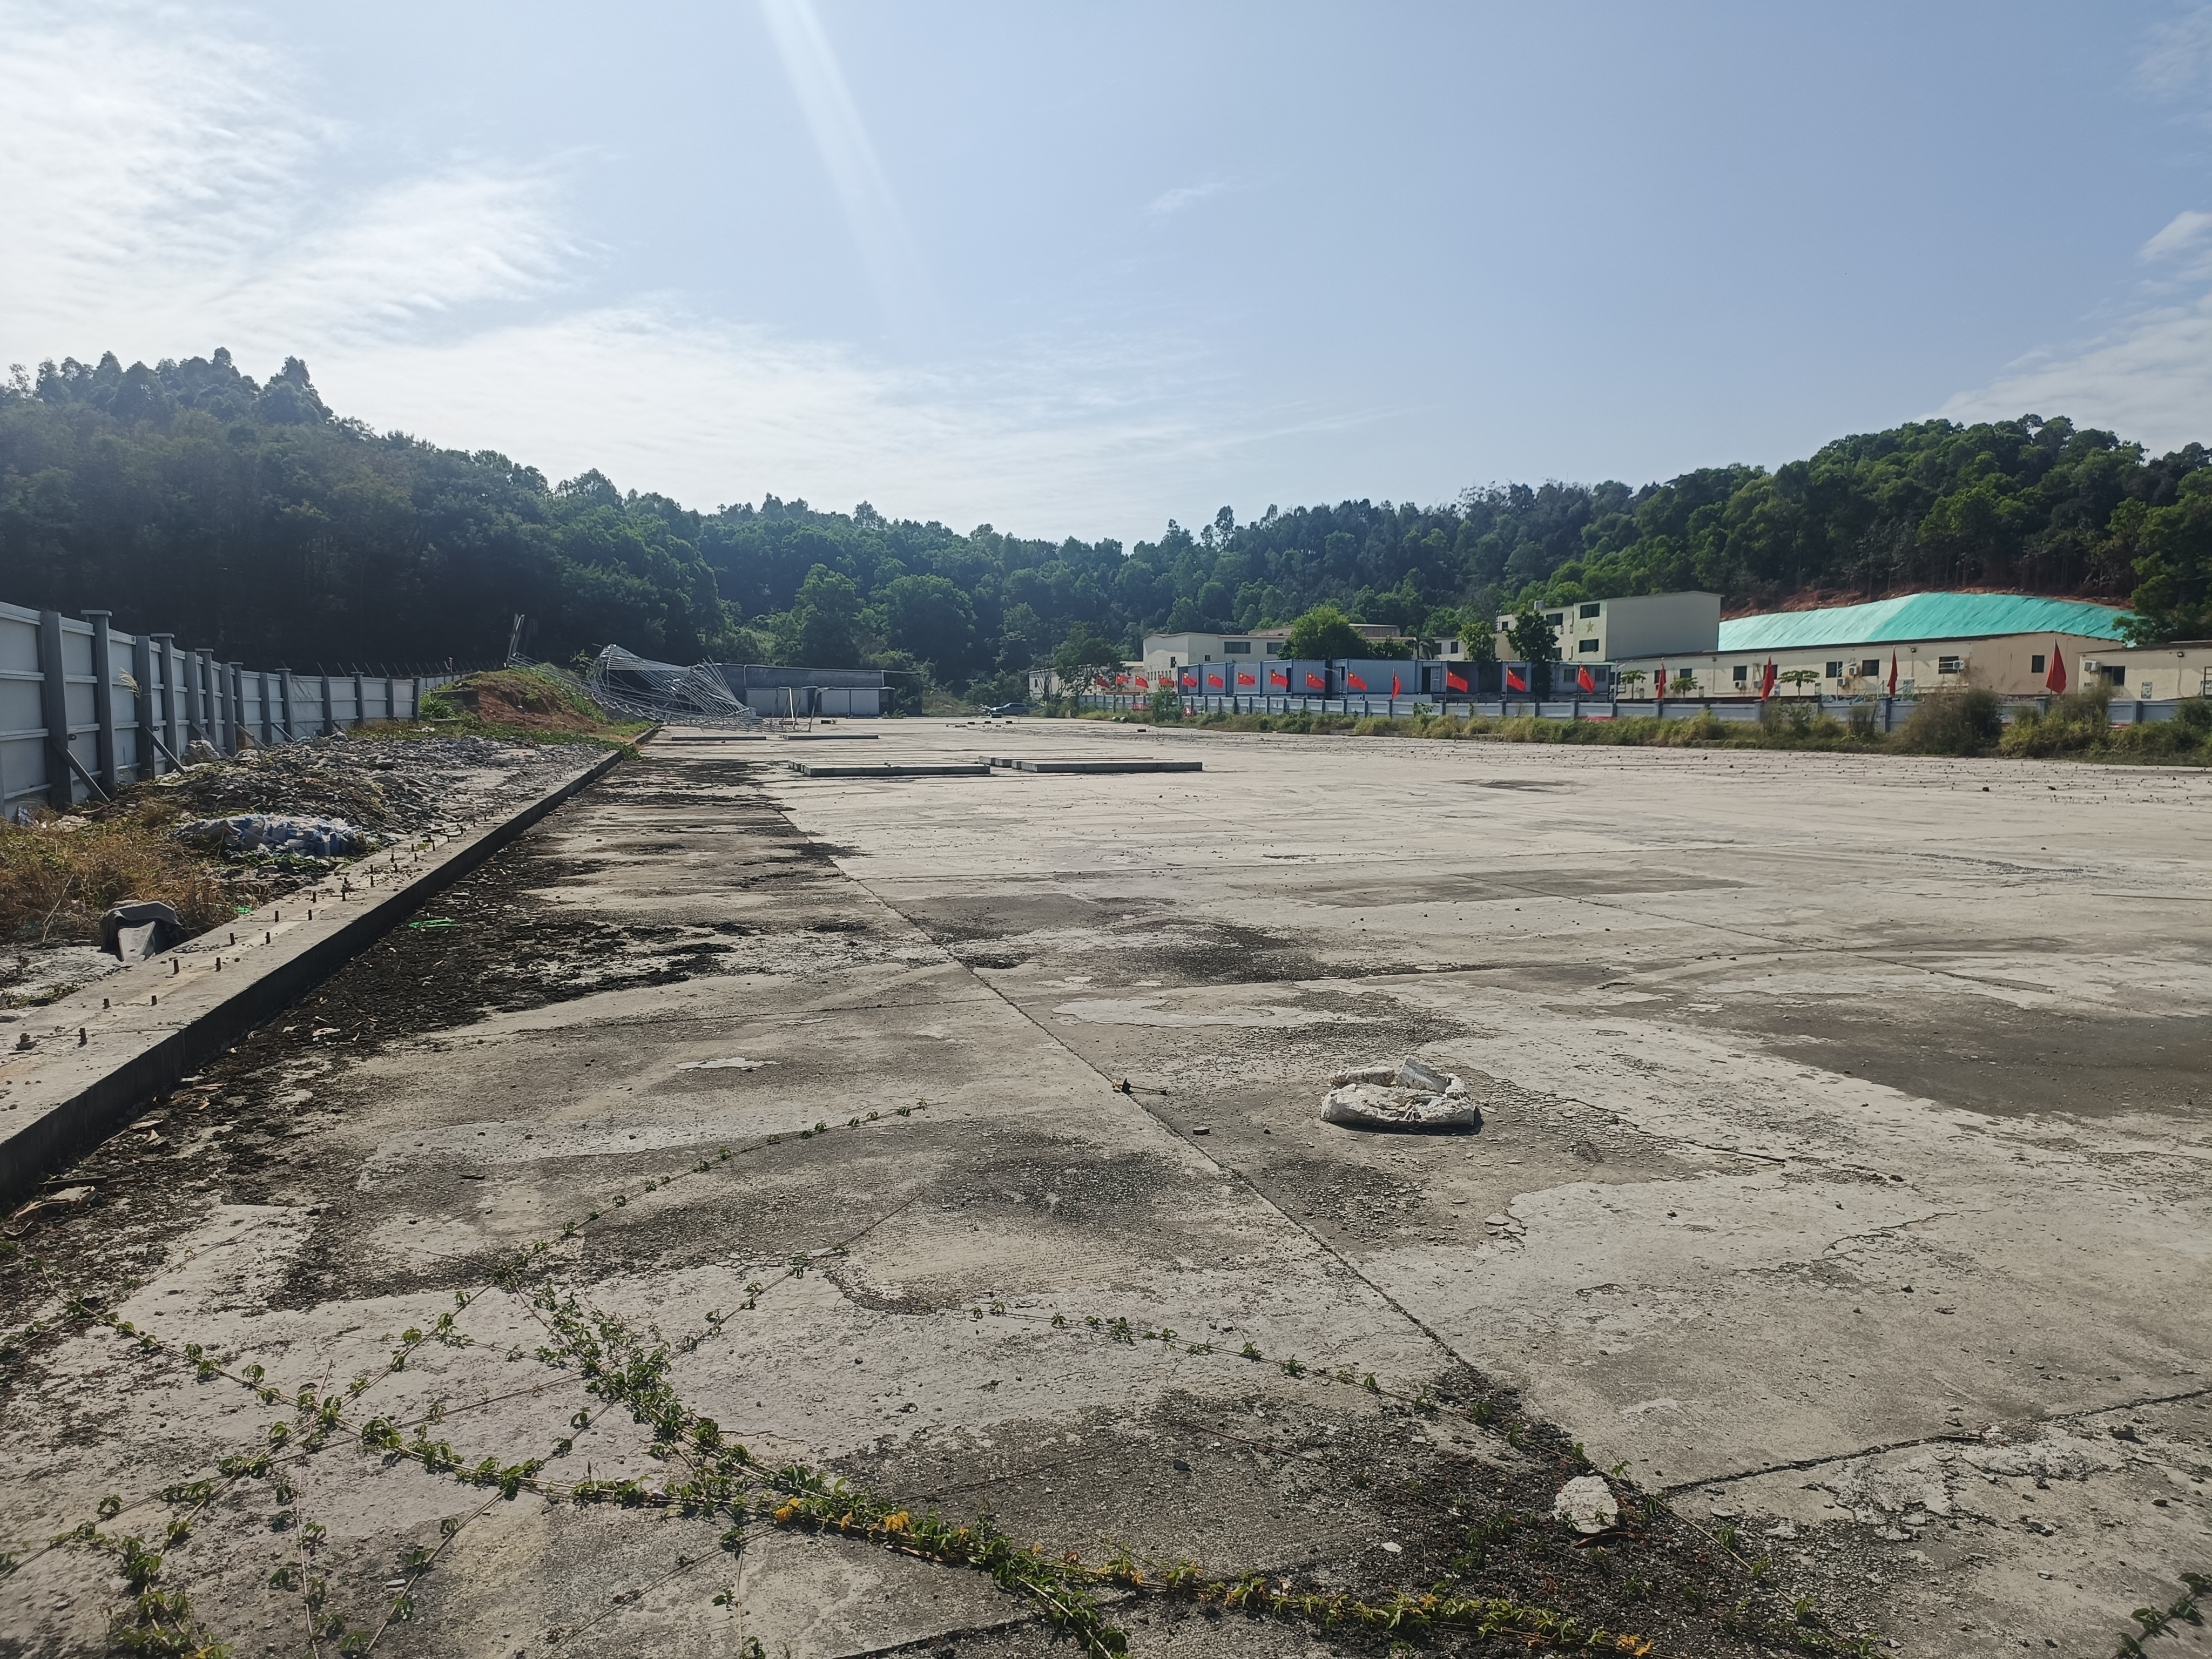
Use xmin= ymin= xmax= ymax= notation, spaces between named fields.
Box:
xmin=2 ymin=597 xmax=469 ymax=814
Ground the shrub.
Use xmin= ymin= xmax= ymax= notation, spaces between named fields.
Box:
xmin=1999 ymin=686 xmax=2109 ymax=758
xmin=1897 ymin=689 xmax=2003 ymax=756
xmin=1 ymin=812 xmax=231 ymax=948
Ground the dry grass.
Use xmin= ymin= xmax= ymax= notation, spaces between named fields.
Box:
xmin=0 ymin=809 xmax=236 ymax=947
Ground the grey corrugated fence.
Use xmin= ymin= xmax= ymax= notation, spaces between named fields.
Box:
xmin=1 ymin=598 xmax=468 ymax=814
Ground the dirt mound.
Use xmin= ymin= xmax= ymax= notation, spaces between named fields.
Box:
xmin=433 ymin=669 xmax=615 ymax=733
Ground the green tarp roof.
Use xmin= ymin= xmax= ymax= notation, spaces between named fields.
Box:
xmin=1716 ymin=592 xmax=2131 ymax=652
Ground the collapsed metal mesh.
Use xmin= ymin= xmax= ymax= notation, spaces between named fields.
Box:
xmin=509 ymin=647 xmax=761 ymax=727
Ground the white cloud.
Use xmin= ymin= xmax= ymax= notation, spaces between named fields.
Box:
xmin=2141 ymin=208 xmax=2212 ymax=263
xmin=0 ymin=0 xmax=1321 ymax=544
xmin=315 ymin=307 xmax=1352 ymax=539
xmin=2139 ymin=5 xmax=2212 ymax=95
xmin=1147 ymin=179 xmax=1229 ymax=217
xmin=1941 ymin=16 xmax=2212 ymax=450
xmin=1937 ymin=296 xmax=2212 ymax=453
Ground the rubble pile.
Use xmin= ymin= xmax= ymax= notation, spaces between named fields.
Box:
xmin=1320 ymin=1056 xmax=1481 ymax=1132
xmin=177 ymin=814 xmax=379 ymax=858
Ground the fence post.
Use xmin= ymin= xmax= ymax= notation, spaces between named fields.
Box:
xmin=213 ymin=653 xmax=232 ymax=753
xmin=411 ymin=675 xmax=422 ymax=719
xmin=197 ymin=650 xmax=218 ymax=747
xmin=85 ymin=611 xmax=118 ymax=792
xmin=228 ymin=664 xmax=244 ymax=751
xmin=38 ymin=609 xmax=73 ymax=808
xmin=386 ymin=672 xmax=397 ymax=721
xmin=133 ymin=632 xmax=158 ymax=779
xmin=321 ymin=673 xmax=334 ymax=736
xmin=353 ymin=670 xmax=366 ymax=729
xmin=281 ymin=670 xmax=298 ymax=741
xmin=152 ymin=638 xmax=181 ymax=763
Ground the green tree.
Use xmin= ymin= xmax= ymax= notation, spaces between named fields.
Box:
xmin=1506 ymin=603 xmax=1560 ymax=694
xmin=1053 ymin=623 xmax=1123 ymax=687
xmin=790 ymin=565 xmax=862 ymax=666
xmin=1283 ymin=603 xmax=1367 ymax=659
xmin=1778 ymin=668 xmax=1820 ymax=698
xmin=880 ymin=574 xmax=976 ymax=677
xmin=2123 ymin=474 xmax=2212 ymax=643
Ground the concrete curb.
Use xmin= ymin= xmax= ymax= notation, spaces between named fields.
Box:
xmin=0 ymin=741 xmax=631 ymax=1206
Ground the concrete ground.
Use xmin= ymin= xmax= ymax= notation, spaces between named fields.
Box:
xmin=1 ymin=719 xmax=2206 ymax=1658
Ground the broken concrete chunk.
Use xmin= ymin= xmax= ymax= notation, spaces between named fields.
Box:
xmin=1397 ymin=1056 xmax=1452 ymax=1093
xmin=1553 ymin=1474 xmax=1619 ymax=1535
xmin=1320 ymin=1056 xmax=1479 ymax=1132
xmin=1321 ymin=1083 xmax=1481 ymax=1132
xmin=1328 ymin=1063 xmax=1398 ymax=1087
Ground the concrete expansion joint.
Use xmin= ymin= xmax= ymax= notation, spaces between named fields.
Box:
xmin=802 ymin=815 xmax=1485 ymax=1382
xmin=1678 ymin=1382 xmax=2212 ymax=1495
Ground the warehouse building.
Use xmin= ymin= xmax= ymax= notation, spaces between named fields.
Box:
xmin=1611 ymin=592 xmax=2132 ymax=698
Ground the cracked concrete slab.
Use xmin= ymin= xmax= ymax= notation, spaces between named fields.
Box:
xmin=2 ymin=721 xmax=2206 ymax=1659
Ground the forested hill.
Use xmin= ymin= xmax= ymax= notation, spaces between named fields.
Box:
xmin=5 ymin=349 xmax=2210 ymax=702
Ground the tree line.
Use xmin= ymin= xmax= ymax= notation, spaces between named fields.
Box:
xmin=3 ymin=349 xmax=2207 ymax=701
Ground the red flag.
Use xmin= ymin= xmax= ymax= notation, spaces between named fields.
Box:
xmin=1576 ymin=665 xmax=1595 ymax=692
xmin=1115 ymin=675 xmax=1128 ymax=687
xmin=1390 ymin=672 xmax=1402 ymax=696
xmin=1505 ymin=666 xmax=1528 ymax=692
xmin=2045 ymin=643 xmax=2067 ymax=693
xmin=1237 ymin=670 xmax=1256 ymax=686
xmin=1181 ymin=671 xmax=1196 ymax=689
xmin=1304 ymin=671 xmax=1324 ymax=690
xmin=1446 ymin=667 xmax=1469 ymax=693
xmin=1135 ymin=675 xmax=1149 ymax=688
xmin=1759 ymin=659 xmax=1776 ymax=700
xmin=1206 ymin=670 xmax=1224 ymax=690
xmin=1270 ymin=668 xmax=1288 ymax=688
xmin=1347 ymin=672 xmax=1368 ymax=691
xmin=1886 ymin=651 xmax=1897 ymax=695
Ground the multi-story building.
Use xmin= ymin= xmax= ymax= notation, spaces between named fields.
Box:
xmin=1493 ymin=592 xmax=1723 ymax=664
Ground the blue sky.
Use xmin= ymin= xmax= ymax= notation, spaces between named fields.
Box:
xmin=9 ymin=1 xmax=2212 ymax=545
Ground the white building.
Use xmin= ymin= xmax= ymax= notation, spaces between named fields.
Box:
xmin=2078 ymin=640 xmax=2212 ymax=701
xmin=1494 ymin=591 xmax=1722 ymax=664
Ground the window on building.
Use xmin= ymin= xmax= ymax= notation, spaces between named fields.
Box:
xmin=1938 ymin=655 xmax=1963 ymax=674
xmin=1825 ymin=660 xmax=1844 ymax=678
xmin=1733 ymin=664 xmax=1749 ymax=684
xmin=1579 ymin=602 xmax=1601 ymax=618
xmin=1860 ymin=658 xmax=1880 ymax=675
xmin=1224 ymin=640 xmax=1251 ymax=653
xmin=1263 ymin=641 xmax=1280 ymax=655
xmin=2031 ymin=654 xmax=2046 ymax=673
xmin=1544 ymin=612 xmax=1564 ymax=629
xmin=1578 ymin=637 xmax=1600 ymax=653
